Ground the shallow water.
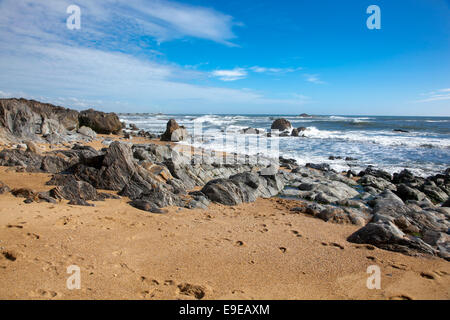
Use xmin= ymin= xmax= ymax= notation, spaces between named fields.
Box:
xmin=119 ymin=114 xmax=450 ymax=177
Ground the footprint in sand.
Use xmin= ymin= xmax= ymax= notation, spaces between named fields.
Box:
xmin=29 ymin=289 xmax=59 ymax=298
xmin=291 ymin=230 xmax=302 ymax=237
xmin=321 ymin=242 xmax=344 ymax=249
xmin=1 ymin=250 xmax=17 ymax=261
xmin=389 ymin=294 xmax=413 ymax=300
xmin=420 ymin=272 xmax=436 ymax=280
xmin=279 ymin=247 xmax=287 ymax=253
xmin=177 ymin=282 xmax=209 ymax=300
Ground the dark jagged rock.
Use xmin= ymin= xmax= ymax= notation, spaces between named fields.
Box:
xmin=358 ymin=166 xmax=392 ymax=181
xmin=201 ymin=178 xmax=246 ymax=206
xmin=11 ymin=188 xmax=36 ymax=198
xmin=49 ymin=180 xmax=99 ymax=202
xmin=201 ymin=171 xmax=284 ymax=206
xmin=270 ymin=118 xmax=291 ymax=131
xmin=395 ymin=184 xmax=427 ymax=202
xmin=0 ymin=148 xmax=43 ymax=170
xmin=291 ymin=128 xmax=299 ymax=137
xmin=160 ymin=119 xmax=188 ymax=142
xmin=392 ymin=169 xmax=424 ymax=187
xmin=421 ymin=181 xmax=448 ymax=203
xmin=347 ymin=219 xmax=436 ymax=257
xmin=443 ymin=198 xmax=450 ymax=207
xmin=79 ymin=109 xmax=122 ymax=134
xmin=359 ymin=174 xmax=396 ymax=192
xmin=305 ymin=163 xmax=331 ymax=172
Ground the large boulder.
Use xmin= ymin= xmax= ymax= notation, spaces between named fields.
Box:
xmin=79 ymin=109 xmax=122 ymax=134
xmin=160 ymin=119 xmax=188 ymax=142
xmin=347 ymin=219 xmax=436 ymax=257
xmin=270 ymin=118 xmax=292 ymax=131
xmin=201 ymin=172 xmax=284 ymax=206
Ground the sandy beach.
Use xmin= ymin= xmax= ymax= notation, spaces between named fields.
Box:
xmin=0 ymin=137 xmax=449 ymax=300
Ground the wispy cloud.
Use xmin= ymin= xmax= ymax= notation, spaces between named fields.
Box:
xmin=0 ymin=0 xmax=312 ymax=113
xmin=211 ymin=66 xmax=303 ymax=81
xmin=305 ymin=73 xmax=325 ymax=84
xmin=211 ymin=68 xmax=248 ymax=81
xmin=415 ymin=88 xmax=450 ymax=103
xmin=0 ymin=0 xmax=239 ymax=46
xmin=249 ymin=66 xmax=302 ymax=74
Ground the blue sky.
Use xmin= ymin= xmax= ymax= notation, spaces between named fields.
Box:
xmin=0 ymin=0 xmax=449 ymax=115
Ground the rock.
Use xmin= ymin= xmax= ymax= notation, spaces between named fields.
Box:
xmin=270 ymin=118 xmax=292 ymax=131
xmin=77 ymin=126 xmax=97 ymax=139
xmin=393 ymin=129 xmax=409 ymax=133
xmin=68 ymin=198 xmax=95 ymax=206
xmin=79 ymin=109 xmax=122 ymax=134
xmin=347 ymin=219 xmax=436 ymax=256
xmin=442 ymin=198 xmax=450 ymax=207
xmin=421 ymin=182 xmax=448 ymax=203
xmin=297 ymin=127 xmax=307 ymax=132
xmin=0 ymin=98 xmax=79 ymax=142
xmin=11 ymin=188 xmax=35 ymax=198
xmin=25 ymin=141 xmax=40 ymax=154
xmin=49 ymin=180 xmax=99 ymax=202
xmin=305 ymin=163 xmax=331 ymax=172
xmin=201 ymin=178 xmax=246 ymax=206
xmin=291 ymin=128 xmax=299 ymax=137
xmin=359 ymin=175 xmax=396 ymax=191
xmin=201 ymin=171 xmax=284 ymax=206
xmin=395 ymin=184 xmax=427 ymax=202
xmin=359 ymin=166 xmax=392 ymax=181
xmin=393 ymin=169 xmax=424 ymax=187
xmin=160 ymin=119 xmax=188 ymax=142
xmin=299 ymin=113 xmax=310 ymax=117
xmin=0 ymin=181 xmax=10 ymax=194
xmin=240 ymin=127 xmax=261 ymax=134
xmin=170 ymin=128 xmax=189 ymax=142
xmin=129 ymin=200 xmax=168 ymax=213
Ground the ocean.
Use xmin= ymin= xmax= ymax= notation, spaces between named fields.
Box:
xmin=119 ymin=114 xmax=450 ymax=177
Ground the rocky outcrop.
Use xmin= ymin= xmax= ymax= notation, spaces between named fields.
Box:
xmin=78 ymin=109 xmax=122 ymax=134
xmin=160 ymin=119 xmax=188 ymax=142
xmin=0 ymin=98 xmax=79 ymax=143
xmin=270 ymin=118 xmax=292 ymax=131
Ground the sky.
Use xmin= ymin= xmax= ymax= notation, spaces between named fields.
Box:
xmin=0 ymin=0 xmax=449 ymax=115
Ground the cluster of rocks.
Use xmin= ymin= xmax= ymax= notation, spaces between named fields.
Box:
xmin=276 ymin=160 xmax=450 ymax=260
xmin=0 ymin=98 xmax=122 ymax=144
xmin=240 ymin=118 xmax=307 ymax=137
xmin=0 ymin=136 xmax=283 ymax=211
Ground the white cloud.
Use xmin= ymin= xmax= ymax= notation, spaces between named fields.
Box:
xmin=211 ymin=68 xmax=248 ymax=81
xmin=0 ymin=0 xmax=312 ymax=113
xmin=250 ymin=66 xmax=302 ymax=74
xmin=415 ymin=88 xmax=450 ymax=103
xmin=305 ymin=74 xmax=325 ymax=84
xmin=0 ymin=0 xmax=239 ymax=46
